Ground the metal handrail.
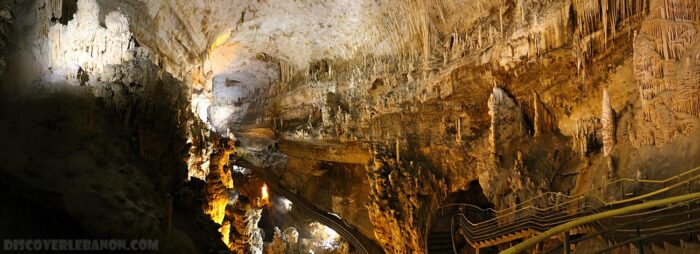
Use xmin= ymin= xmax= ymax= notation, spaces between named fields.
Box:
xmin=457 ymin=204 xmax=601 ymax=242
xmin=478 ymin=166 xmax=700 ymax=226
xmin=592 ymin=219 xmax=700 ymax=253
xmin=542 ymin=202 xmax=700 ymax=254
xmin=425 ymin=166 xmax=700 ymax=252
xmin=501 ymin=192 xmax=700 ymax=254
xmin=453 ymin=196 xmax=606 ymax=238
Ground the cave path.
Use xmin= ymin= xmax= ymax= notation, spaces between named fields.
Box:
xmin=236 ymin=160 xmax=385 ymax=254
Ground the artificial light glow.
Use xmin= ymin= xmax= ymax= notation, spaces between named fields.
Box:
xmin=191 ymin=93 xmax=210 ymax=124
xmin=210 ymin=105 xmax=236 ymax=129
xmin=309 ymin=222 xmax=340 ymax=250
xmin=232 ymin=165 xmax=251 ymax=175
xmin=210 ymin=31 xmax=232 ymax=50
xmin=280 ymin=197 xmax=293 ymax=212
xmin=259 ymin=184 xmax=270 ymax=207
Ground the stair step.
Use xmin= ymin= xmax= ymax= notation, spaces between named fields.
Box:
xmin=428 ymin=239 xmax=452 ymax=244
xmin=629 ymin=243 xmax=639 ymax=254
xmin=651 ymin=243 xmax=667 ymax=254
xmin=681 ymin=239 xmax=700 ymax=249
xmin=428 ymin=246 xmax=452 ymax=252
xmin=428 ymin=251 xmax=453 ymax=254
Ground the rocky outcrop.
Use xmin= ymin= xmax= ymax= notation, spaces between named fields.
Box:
xmin=366 ymin=148 xmax=447 ymax=254
xmin=480 ymin=86 xmax=554 ymax=209
xmin=202 ymin=135 xmax=235 ymax=244
xmin=488 ymin=86 xmax=527 ymax=161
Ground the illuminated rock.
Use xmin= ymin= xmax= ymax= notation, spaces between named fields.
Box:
xmin=47 ymin=0 xmax=134 ymax=78
xmin=601 ymin=88 xmax=615 ymax=156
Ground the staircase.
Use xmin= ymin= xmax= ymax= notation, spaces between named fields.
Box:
xmin=428 ymin=231 xmax=454 ymax=254
xmin=425 ymin=166 xmax=700 ymax=254
xmin=628 ymin=238 xmax=700 ymax=254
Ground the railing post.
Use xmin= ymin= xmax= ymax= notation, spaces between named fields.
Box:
xmin=563 ymin=231 xmax=570 ymax=254
xmin=663 ymin=182 xmax=667 ymax=199
xmin=620 ymin=181 xmax=625 ymax=200
xmin=636 ymin=225 xmax=644 ymax=254
xmin=688 ymin=181 xmax=692 ymax=241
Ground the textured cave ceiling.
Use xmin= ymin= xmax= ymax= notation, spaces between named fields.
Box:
xmin=99 ymin=0 xmax=387 ymax=75
xmin=95 ymin=0 xmax=396 ymax=129
xmin=93 ymin=0 xmax=529 ymax=131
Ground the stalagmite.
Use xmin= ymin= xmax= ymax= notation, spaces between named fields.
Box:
xmin=456 ymin=116 xmax=462 ymax=144
xmin=601 ymin=88 xmax=615 ymax=156
xmin=488 ymin=86 xmax=503 ymax=157
xmin=395 ymin=137 xmax=400 ymax=163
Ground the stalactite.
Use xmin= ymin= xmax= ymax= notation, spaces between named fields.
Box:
xmin=49 ymin=0 xmax=62 ymax=20
xmin=533 ymin=92 xmax=556 ymax=137
xmin=631 ymin=0 xmax=698 ymax=146
xmin=573 ymin=0 xmax=645 ymax=68
xmin=671 ymin=56 xmax=700 ymax=117
xmin=488 ymin=86 xmax=526 ymax=160
xmin=601 ymin=89 xmax=616 ymax=156
xmin=573 ymin=118 xmax=602 ymax=158
xmin=278 ymin=60 xmax=295 ymax=87
xmin=488 ymin=86 xmax=503 ymax=157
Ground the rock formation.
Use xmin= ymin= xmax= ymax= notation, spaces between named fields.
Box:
xmin=533 ymin=91 xmax=556 ymax=137
xmin=630 ymin=0 xmax=700 ymax=147
xmin=202 ymin=135 xmax=235 ymax=242
xmin=601 ymin=88 xmax=616 ymax=156
xmin=366 ymin=147 xmax=447 ymax=253
xmin=488 ymin=86 xmax=527 ymax=160
xmin=47 ymin=0 xmax=134 ymax=78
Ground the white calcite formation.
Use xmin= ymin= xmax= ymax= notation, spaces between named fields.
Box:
xmin=48 ymin=0 xmax=61 ymax=19
xmin=47 ymin=0 xmax=135 ymax=79
xmin=630 ymin=0 xmax=699 ymax=147
xmin=245 ymin=209 xmax=264 ymax=254
xmin=601 ymin=88 xmax=615 ymax=156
